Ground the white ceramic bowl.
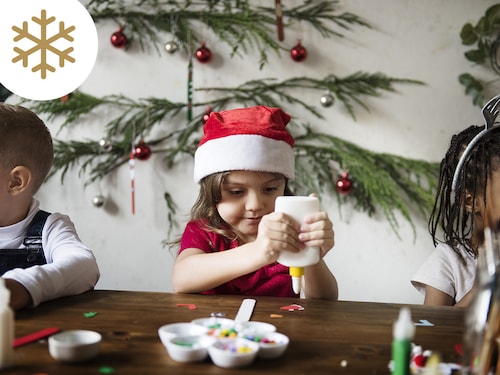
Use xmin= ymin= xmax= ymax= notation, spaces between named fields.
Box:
xmin=191 ymin=317 xmax=235 ymax=336
xmin=208 ymin=337 xmax=259 ymax=368
xmin=164 ymin=334 xmax=216 ymax=363
xmin=236 ymin=321 xmax=276 ymax=337
xmin=48 ymin=330 xmax=101 ymax=363
xmin=254 ymin=332 xmax=289 ymax=359
xmin=158 ymin=322 xmax=208 ymax=345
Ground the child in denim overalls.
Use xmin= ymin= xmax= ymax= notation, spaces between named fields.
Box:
xmin=0 ymin=103 xmax=100 ymax=310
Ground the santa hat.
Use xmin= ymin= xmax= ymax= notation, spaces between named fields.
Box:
xmin=194 ymin=106 xmax=295 ymax=183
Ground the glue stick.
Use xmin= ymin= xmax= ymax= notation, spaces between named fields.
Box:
xmin=275 ymin=196 xmax=320 ymax=295
xmin=391 ymin=307 xmax=415 ymax=375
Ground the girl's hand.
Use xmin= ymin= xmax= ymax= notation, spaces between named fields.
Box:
xmin=254 ymin=212 xmax=303 ymax=264
xmin=298 ymin=211 xmax=335 ymax=258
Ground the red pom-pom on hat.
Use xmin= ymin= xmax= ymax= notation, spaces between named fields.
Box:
xmin=194 ymin=106 xmax=295 ymax=183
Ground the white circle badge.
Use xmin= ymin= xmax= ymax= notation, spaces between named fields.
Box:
xmin=0 ymin=0 xmax=98 ymax=101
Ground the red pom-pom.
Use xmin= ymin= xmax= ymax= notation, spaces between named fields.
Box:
xmin=202 ymin=106 xmax=212 ymax=123
xmin=413 ymin=354 xmax=427 ymax=368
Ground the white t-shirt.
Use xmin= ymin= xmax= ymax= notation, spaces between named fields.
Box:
xmin=411 ymin=243 xmax=476 ymax=305
xmin=1 ymin=199 xmax=100 ymax=307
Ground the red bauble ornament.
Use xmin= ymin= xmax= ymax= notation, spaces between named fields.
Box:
xmin=202 ymin=106 xmax=212 ymax=123
xmin=111 ymin=28 xmax=128 ymax=48
xmin=290 ymin=40 xmax=307 ymax=62
xmin=195 ymin=42 xmax=212 ymax=63
xmin=336 ymin=173 xmax=353 ymax=195
xmin=134 ymin=141 xmax=152 ymax=161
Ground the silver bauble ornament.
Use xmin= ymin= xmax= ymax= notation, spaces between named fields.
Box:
xmin=320 ymin=93 xmax=334 ymax=107
xmin=99 ymin=138 xmax=113 ymax=152
xmin=164 ymin=41 xmax=179 ymax=54
xmin=92 ymin=194 xmax=105 ymax=207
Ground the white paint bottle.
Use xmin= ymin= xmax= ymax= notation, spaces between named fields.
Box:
xmin=0 ymin=278 xmax=14 ymax=369
xmin=275 ymin=196 xmax=320 ymax=295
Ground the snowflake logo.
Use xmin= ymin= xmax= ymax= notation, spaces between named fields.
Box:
xmin=11 ymin=9 xmax=76 ymax=79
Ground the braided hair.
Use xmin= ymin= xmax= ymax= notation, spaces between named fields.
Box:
xmin=429 ymin=124 xmax=500 ymax=263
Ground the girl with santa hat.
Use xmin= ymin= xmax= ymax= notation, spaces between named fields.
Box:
xmin=172 ymin=106 xmax=338 ymax=300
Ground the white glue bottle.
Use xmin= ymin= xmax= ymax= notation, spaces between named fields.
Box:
xmin=0 ymin=278 xmax=14 ymax=369
xmin=275 ymin=196 xmax=320 ymax=295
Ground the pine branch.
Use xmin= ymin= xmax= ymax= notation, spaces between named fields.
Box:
xmin=267 ymin=1 xmax=371 ymax=38
xmin=199 ymin=73 xmax=424 ymax=120
xmin=293 ymin=127 xmax=439 ymax=237
xmin=26 ymin=71 xmax=428 ymax=235
xmin=86 ymin=0 xmax=370 ymax=66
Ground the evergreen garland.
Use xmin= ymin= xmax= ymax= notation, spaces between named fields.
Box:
xmin=22 ymin=0 xmax=439 ymax=237
xmin=86 ymin=0 xmax=371 ymax=66
xmin=26 ymin=70 xmax=436 ymax=236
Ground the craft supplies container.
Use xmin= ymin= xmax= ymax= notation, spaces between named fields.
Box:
xmin=0 ymin=278 xmax=14 ymax=369
xmin=191 ymin=317 xmax=235 ymax=336
xmin=158 ymin=322 xmax=208 ymax=345
xmin=275 ymin=196 xmax=320 ymax=294
xmin=48 ymin=330 xmax=101 ymax=363
xmin=250 ymin=331 xmax=289 ymax=359
xmin=208 ymin=337 xmax=259 ymax=368
xmin=164 ymin=334 xmax=216 ymax=363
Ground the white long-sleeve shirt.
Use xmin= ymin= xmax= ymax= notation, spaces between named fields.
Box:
xmin=1 ymin=199 xmax=100 ymax=307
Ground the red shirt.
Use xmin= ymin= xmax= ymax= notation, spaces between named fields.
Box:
xmin=179 ymin=220 xmax=298 ymax=297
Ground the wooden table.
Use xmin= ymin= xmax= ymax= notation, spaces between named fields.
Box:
xmin=5 ymin=290 xmax=465 ymax=374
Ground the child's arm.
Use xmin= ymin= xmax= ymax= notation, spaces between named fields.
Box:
xmin=3 ymin=278 xmax=31 ymax=310
xmin=423 ymin=285 xmax=454 ymax=306
xmin=2 ymin=213 xmax=100 ymax=308
xmin=300 ymin=211 xmax=338 ymax=301
xmin=172 ymin=212 xmax=304 ymax=293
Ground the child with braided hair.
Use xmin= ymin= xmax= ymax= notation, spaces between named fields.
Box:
xmin=411 ymin=124 xmax=500 ymax=307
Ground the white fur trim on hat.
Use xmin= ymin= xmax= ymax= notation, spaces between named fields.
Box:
xmin=194 ymin=134 xmax=295 ymax=183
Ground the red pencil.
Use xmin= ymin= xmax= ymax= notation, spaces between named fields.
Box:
xmin=13 ymin=327 xmax=61 ymax=348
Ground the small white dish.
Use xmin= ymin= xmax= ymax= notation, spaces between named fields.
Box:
xmin=208 ymin=337 xmax=259 ymax=368
xmin=236 ymin=321 xmax=276 ymax=336
xmin=191 ymin=317 xmax=235 ymax=336
xmin=48 ymin=330 xmax=101 ymax=363
xmin=164 ymin=334 xmax=216 ymax=363
xmin=254 ymin=332 xmax=289 ymax=359
xmin=158 ymin=322 xmax=208 ymax=345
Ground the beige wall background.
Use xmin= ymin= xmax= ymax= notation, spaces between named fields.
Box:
xmin=10 ymin=0 xmax=500 ymax=303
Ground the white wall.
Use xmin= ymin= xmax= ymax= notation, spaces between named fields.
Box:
xmin=12 ymin=0 xmax=500 ymax=303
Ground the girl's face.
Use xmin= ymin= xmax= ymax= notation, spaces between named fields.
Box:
xmin=216 ymin=170 xmax=286 ymax=242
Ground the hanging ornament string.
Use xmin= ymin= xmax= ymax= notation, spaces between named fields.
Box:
xmin=129 ymin=122 xmax=136 ymax=215
xmin=164 ymin=14 xmax=179 ymax=54
xmin=187 ymin=57 xmax=193 ymax=121
xmin=290 ymin=16 xmax=307 ymax=62
xmin=187 ymin=29 xmax=194 ymax=121
xmin=275 ymin=0 xmax=284 ymax=41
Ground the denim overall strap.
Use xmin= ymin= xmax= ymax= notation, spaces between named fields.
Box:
xmin=0 ymin=210 xmax=50 ymax=276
